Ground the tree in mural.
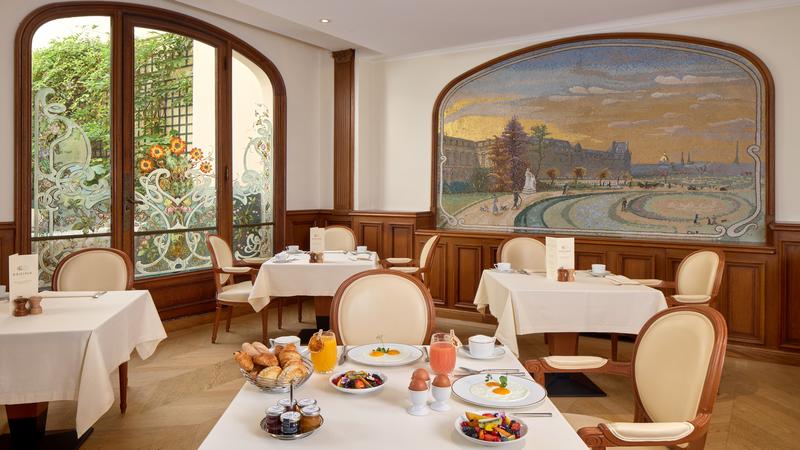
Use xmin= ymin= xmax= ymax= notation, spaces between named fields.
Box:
xmin=572 ymin=166 xmax=586 ymax=186
xmin=546 ymin=167 xmax=559 ymax=186
xmin=597 ymin=168 xmax=610 ymax=186
xmin=500 ymin=116 xmax=529 ymax=193
xmin=528 ymin=124 xmax=550 ymax=180
xmin=486 ymin=136 xmax=511 ymax=192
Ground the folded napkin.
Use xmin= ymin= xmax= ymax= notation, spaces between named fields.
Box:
xmin=38 ymin=291 xmax=102 ymax=298
xmin=605 ymin=275 xmax=640 ymax=286
xmin=354 ymin=253 xmax=372 ymax=260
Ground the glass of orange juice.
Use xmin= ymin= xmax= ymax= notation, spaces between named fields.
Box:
xmin=429 ymin=332 xmax=457 ymax=375
xmin=309 ymin=331 xmax=337 ymax=373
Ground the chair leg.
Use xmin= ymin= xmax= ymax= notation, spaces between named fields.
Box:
xmin=119 ymin=361 xmax=128 ymax=414
xmin=212 ymin=305 xmax=223 ymax=343
xmin=297 ymin=298 xmax=303 ymax=322
xmin=261 ymin=308 xmax=269 ymax=343
xmin=278 ymin=299 xmax=283 ymax=330
xmin=225 ymin=305 xmax=233 ymax=332
xmin=611 ymin=333 xmax=619 ymax=361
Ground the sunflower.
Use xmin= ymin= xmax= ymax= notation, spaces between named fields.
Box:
xmin=138 ymin=158 xmax=155 ymax=173
xmin=148 ymin=145 xmax=166 ymax=159
xmin=199 ymin=161 xmax=213 ymax=174
xmin=169 ymin=136 xmax=187 ymax=155
xmin=190 ymin=147 xmax=203 ymax=161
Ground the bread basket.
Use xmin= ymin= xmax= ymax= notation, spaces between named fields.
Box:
xmin=240 ymin=356 xmax=314 ymax=393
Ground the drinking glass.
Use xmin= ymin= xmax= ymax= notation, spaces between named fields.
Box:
xmin=429 ymin=332 xmax=457 ymax=375
xmin=310 ymin=331 xmax=337 ymax=373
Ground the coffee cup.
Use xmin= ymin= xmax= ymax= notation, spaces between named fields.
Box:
xmin=356 ymin=245 xmax=368 ymax=254
xmin=287 ymin=245 xmax=300 ymax=253
xmin=591 ymin=264 xmax=606 ymax=274
xmin=494 ymin=262 xmax=512 ymax=272
xmin=468 ymin=335 xmax=496 ymax=358
xmin=269 ymin=335 xmax=301 ymax=349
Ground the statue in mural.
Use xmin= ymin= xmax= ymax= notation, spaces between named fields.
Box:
xmin=522 ymin=168 xmax=536 ymax=195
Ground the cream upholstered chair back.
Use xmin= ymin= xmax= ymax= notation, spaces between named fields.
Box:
xmin=332 ymin=270 xmax=435 ymax=345
xmin=207 ymin=235 xmax=235 ymax=286
xmin=419 ymin=235 xmax=440 ymax=270
xmin=52 ymin=248 xmax=133 ymax=291
xmin=324 ymin=226 xmax=356 ymax=252
xmin=497 ymin=237 xmax=546 ymax=271
xmin=676 ymin=249 xmax=724 ymax=297
xmin=632 ymin=307 xmax=726 ymax=424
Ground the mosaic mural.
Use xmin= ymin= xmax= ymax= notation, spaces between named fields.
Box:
xmin=436 ymin=37 xmax=769 ymax=243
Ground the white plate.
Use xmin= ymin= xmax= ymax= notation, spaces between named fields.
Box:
xmin=452 ymin=375 xmax=546 ymax=409
xmin=346 ymin=343 xmax=423 ymax=367
xmin=454 ymin=413 xmax=528 ymax=447
xmin=458 ymin=346 xmax=506 ymax=360
xmin=329 ymin=371 xmax=387 ymax=395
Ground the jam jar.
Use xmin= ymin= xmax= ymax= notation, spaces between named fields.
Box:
xmin=299 ymin=405 xmax=322 ymax=433
xmin=296 ymin=398 xmax=317 ymax=410
xmin=265 ymin=405 xmax=284 ymax=434
xmin=280 ymin=411 xmax=301 ymax=435
xmin=278 ymin=398 xmax=296 ymax=412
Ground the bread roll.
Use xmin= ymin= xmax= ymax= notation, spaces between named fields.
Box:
xmin=241 ymin=342 xmax=260 ymax=357
xmin=283 ymin=343 xmax=298 ymax=353
xmin=257 ymin=366 xmax=282 ymax=381
xmin=279 ymin=363 xmax=308 ymax=383
xmin=253 ymin=351 xmax=278 ymax=367
xmin=234 ymin=351 xmax=254 ymax=371
xmin=278 ymin=350 xmax=302 ymax=366
xmin=251 ymin=341 xmax=269 ymax=354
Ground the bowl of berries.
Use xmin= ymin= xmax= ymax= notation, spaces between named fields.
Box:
xmin=329 ymin=370 xmax=387 ymax=395
xmin=455 ymin=411 xmax=527 ymax=446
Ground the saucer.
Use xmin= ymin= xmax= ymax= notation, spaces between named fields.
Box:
xmin=491 ymin=268 xmax=515 ymax=274
xmin=589 ymin=270 xmax=611 ymax=277
xmin=457 ymin=345 xmax=506 ymax=360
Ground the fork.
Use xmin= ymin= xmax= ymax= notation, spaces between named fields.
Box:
xmin=421 ymin=346 xmax=430 ymax=362
xmin=459 ymin=366 xmax=525 ymax=375
xmin=338 ymin=345 xmax=348 ymax=365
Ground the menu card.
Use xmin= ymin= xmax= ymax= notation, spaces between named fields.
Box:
xmin=8 ymin=254 xmax=39 ymax=312
xmin=309 ymin=227 xmax=325 ymax=253
xmin=545 ymin=237 xmax=574 ymax=281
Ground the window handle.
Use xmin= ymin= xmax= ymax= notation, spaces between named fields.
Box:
xmin=126 ymin=195 xmax=144 ymax=205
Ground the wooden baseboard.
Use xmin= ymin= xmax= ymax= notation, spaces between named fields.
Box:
xmin=435 ymin=306 xmax=497 ymax=325
xmin=726 ymin=343 xmax=800 ymax=367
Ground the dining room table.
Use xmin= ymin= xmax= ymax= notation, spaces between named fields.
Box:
xmin=199 ymin=345 xmax=586 ymax=449
xmin=474 ymin=269 xmax=667 ymax=396
xmin=248 ymin=251 xmax=380 ymax=340
xmin=0 ymin=290 xmax=167 ymax=449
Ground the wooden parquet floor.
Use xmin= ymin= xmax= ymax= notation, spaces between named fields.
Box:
xmin=2 ymin=305 xmax=799 ymax=449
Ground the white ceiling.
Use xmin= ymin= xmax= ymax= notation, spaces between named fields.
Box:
xmin=174 ymin=0 xmax=797 ymax=57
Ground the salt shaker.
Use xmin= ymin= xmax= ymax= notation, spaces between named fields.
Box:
xmin=28 ymin=295 xmax=43 ymax=315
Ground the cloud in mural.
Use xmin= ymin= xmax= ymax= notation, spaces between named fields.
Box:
xmin=654 ymin=74 xmax=740 ymax=85
xmin=662 ymin=112 xmax=683 ymax=118
xmin=651 ymin=92 xmax=679 ymax=98
xmin=698 ymin=93 xmax=724 ymax=101
xmin=548 ymin=95 xmax=582 ymax=102
xmin=608 ymin=120 xmax=650 ymax=128
xmin=601 ymin=98 xmax=627 ymax=105
xmin=569 ymin=86 xmax=624 ymax=95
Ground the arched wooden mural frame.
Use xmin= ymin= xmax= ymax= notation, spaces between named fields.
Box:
xmin=431 ymin=33 xmax=774 ymax=245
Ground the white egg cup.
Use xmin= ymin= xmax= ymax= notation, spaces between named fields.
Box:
xmin=407 ymin=388 xmax=430 ymax=416
xmin=430 ymin=385 xmax=451 ymax=412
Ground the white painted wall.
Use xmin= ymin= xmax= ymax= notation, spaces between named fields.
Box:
xmin=356 ymin=5 xmax=800 ymax=221
xmin=0 ymin=0 xmax=333 ymax=221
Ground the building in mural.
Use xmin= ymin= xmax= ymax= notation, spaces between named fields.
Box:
xmin=436 ymin=37 xmax=769 ymax=243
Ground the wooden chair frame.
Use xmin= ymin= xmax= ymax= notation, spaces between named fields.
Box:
xmin=526 ymin=306 xmax=728 ymax=450
xmin=330 ymin=269 xmax=436 ymax=345
xmin=382 ymin=234 xmax=441 ymax=288
xmin=206 ymin=234 xmax=285 ymax=344
xmin=51 ymin=247 xmax=134 ymax=414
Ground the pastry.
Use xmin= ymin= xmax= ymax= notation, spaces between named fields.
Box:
xmin=241 ymin=342 xmax=260 ymax=357
xmin=257 ymin=366 xmax=282 ymax=381
xmin=280 ymin=363 xmax=309 ymax=383
xmin=283 ymin=343 xmax=298 ymax=353
xmin=278 ymin=350 xmax=302 ymax=366
xmin=252 ymin=341 xmax=270 ymax=354
xmin=234 ymin=351 xmax=254 ymax=371
xmin=273 ymin=344 xmax=285 ymax=357
xmin=253 ymin=351 xmax=278 ymax=367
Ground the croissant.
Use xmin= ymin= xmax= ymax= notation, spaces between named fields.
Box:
xmin=273 ymin=344 xmax=285 ymax=357
xmin=279 ymin=363 xmax=308 ymax=383
xmin=278 ymin=350 xmax=302 ymax=366
xmin=234 ymin=351 xmax=254 ymax=371
xmin=241 ymin=342 xmax=260 ymax=357
xmin=283 ymin=343 xmax=298 ymax=353
xmin=252 ymin=341 xmax=270 ymax=354
xmin=257 ymin=366 xmax=282 ymax=381
xmin=253 ymin=351 xmax=278 ymax=367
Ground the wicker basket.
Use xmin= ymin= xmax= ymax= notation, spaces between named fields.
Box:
xmin=240 ymin=357 xmax=314 ymax=393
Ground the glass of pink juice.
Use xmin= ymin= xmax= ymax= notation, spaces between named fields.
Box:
xmin=429 ymin=333 xmax=457 ymax=375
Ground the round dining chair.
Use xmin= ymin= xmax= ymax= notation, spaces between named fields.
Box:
xmin=331 ymin=269 xmax=435 ymax=345
xmin=51 ymin=247 xmax=134 ymax=414
xmin=496 ymin=236 xmax=546 ymax=271
xmin=323 ymin=225 xmax=356 ymax=252
xmin=527 ymin=306 xmax=727 ymax=450
xmin=382 ymin=234 xmax=440 ymax=288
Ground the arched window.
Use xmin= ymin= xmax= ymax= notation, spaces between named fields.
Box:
xmin=16 ymin=3 xmax=286 ymax=287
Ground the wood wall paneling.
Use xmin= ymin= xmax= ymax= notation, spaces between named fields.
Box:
xmin=0 ymin=223 xmax=15 ymax=286
xmin=777 ymin=224 xmax=800 ymax=351
xmin=453 ymin=244 xmax=483 ymax=309
xmin=389 ymin=224 xmax=415 ymax=258
xmin=331 ymin=49 xmax=355 ymax=212
xmin=719 ymin=259 xmax=766 ymax=345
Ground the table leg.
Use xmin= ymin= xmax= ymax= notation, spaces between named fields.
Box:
xmin=298 ymin=296 xmax=332 ymax=343
xmin=1 ymin=403 xmax=93 ymax=449
xmin=543 ymin=332 xmax=606 ymax=398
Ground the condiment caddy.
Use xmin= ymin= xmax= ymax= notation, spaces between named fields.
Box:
xmin=260 ymin=384 xmax=324 ymax=440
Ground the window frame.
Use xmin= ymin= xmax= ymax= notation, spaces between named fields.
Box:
xmin=15 ymin=2 xmax=286 ymax=285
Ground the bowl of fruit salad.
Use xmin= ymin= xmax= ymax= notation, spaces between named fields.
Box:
xmin=329 ymin=370 xmax=387 ymax=395
xmin=455 ymin=411 xmax=528 ymax=446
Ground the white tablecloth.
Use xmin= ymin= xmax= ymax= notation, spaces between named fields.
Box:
xmin=0 ymin=290 xmax=167 ymax=435
xmin=248 ymin=252 xmax=379 ymax=311
xmin=200 ymin=346 xmax=585 ymax=449
xmin=475 ymin=270 xmax=667 ymax=356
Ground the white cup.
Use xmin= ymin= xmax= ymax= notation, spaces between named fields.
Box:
xmin=494 ymin=262 xmax=511 ymax=272
xmin=269 ymin=335 xmax=301 ymax=349
xmin=274 ymin=252 xmax=288 ymax=261
xmin=356 ymin=245 xmax=368 ymax=253
xmin=287 ymin=245 xmax=300 ymax=253
xmin=591 ymin=264 xmax=606 ymax=274
xmin=468 ymin=334 xmax=496 ymax=358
